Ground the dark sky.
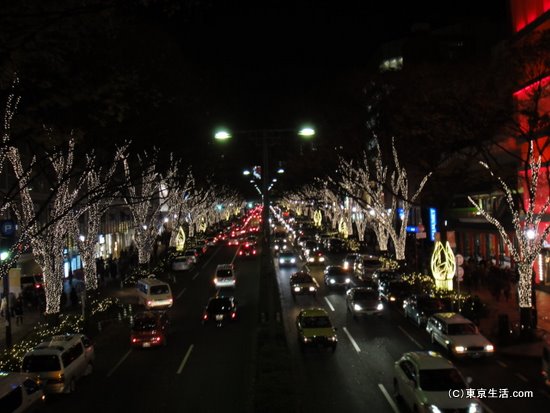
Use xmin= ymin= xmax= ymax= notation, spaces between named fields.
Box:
xmin=1 ymin=0 xmax=510 ymax=197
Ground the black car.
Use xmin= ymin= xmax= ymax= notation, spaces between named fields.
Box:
xmin=202 ymin=296 xmax=238 ymax=326
xmin=379 ymin=280 xmax=413 ymax=305
xmin=290 ymin=271 xmax=318 ymax=298
xmin=324 ymin=265 xmax=353 ymax=289
xmin=403 ymin=294 xmax=453 ymax=327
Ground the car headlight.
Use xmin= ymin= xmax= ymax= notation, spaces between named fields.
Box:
xmin=454 ymin=345 xmax=466 ymax=353
xmin=343 ymin=262 xmax=350 ymax=269
xmin=345 ymin=278 xmax=351 ymax=283
xmin=294 ymin=286 xmax=301 ymax=292
xmin=328 ymin=335 xmax=337 ymax=342
xmin=279 ymin=258 xmax=284 ymax=264
xmin=308 ymin=257 xmax=314 ymax=262
xmin=376 ymin=303 xmax=383 ymax=311
xmin=302 ymin=336 xmax=310 ymax=343
xmin=427 ymin=406 xmax=442 ymax=413
xmin=353 ymin=304 xmax=362 ymax=311
xmin=319 ymin=257 xmax=325 ymax=262
xmin=329 ymin=279 xmax=335 ymax=284
xmin=468 ymin=402 xmax=482 ymax=413
xmin=308 ymin=286 xmax=316 ymax=292
xmin=485 ymin=344 xmax=494 ymax=352
xmin=389 ymin=296 xmax=396 ymax=302
xmin=291 ymin=258 xmax=296 ymax=263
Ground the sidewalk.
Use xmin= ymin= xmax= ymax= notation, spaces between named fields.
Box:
xmin=471 ymin=283 xmax=550 ymax=358
xmin=0 ymin=277 xmax=123 ymax=354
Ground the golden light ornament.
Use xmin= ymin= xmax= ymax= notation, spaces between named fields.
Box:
xmin=430 ymin=241 xmax=456 ymax=290
xmin=313 ymin=210 xmax=322 ymax=227
xmin=175 ymin=226 xmax=186 ymax=252
xmin=199 ymin=217 xmax=207 ymax=232
xmin=338 ymin=217 xmax=348 ymax=238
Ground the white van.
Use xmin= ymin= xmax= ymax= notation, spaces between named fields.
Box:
xmin=0 ymin=371 xmax=44 ymax=412
xmin=136 ymin=277 xmax=173 ymax=309
xmin=21 ymin=334 xmax=95 ymax=394
xmin=214 ymin=264 xmax=236 ymax=289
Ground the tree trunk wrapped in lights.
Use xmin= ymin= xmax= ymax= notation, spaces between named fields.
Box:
xmin=468 ymin=142 xmax=550 ymax=332
xmin=72 ymin=146 xmax=127 ymax=290
xmin=8 ymin=138 xmax=91 ymax=314
xmin=122 ymin=153 xmax=172 ymax=266
xmin=337 ymin=138 xmax=431 ymax=260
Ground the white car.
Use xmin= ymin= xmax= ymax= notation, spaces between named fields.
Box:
xmin=171 ymin=255 xmax=193 ymax=271
xmin=214 ymin=264 xmax=236 ymax=289
xmin=393 ymin=351 xmax=482 ymax=413
xmin=426 ymin=313 xmax=494 ymax=358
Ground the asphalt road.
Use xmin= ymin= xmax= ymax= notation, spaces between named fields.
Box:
xmin=38 ymin=243 xmax=550 ymax=413
xmin=41 ymin=244 xmax=260 ymax=413
xmin=276 ymin=249 xmax=550 ymax=413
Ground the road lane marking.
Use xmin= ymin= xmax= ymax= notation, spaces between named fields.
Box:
xmin=398 ymin=326 xmax=423 ymax=349
xmin=515 ymin=373 xmax=528 ymax=382
xmin=343 ymin=327 xmax=361 ymax=353
xmin=176 ymin=344 xmax=194 ymax=374
xmin=324 ymin=297 xmax=335 ymax=312
xmin=107 ymin=349 xmax=132 ymax=378
xmin=378 ymin=383 xmax=399 ymax=413
xmin=200 ymin=245 xmax=221 ymax=270
xmin=176 ymin=287 xmax=187 ymax=300
xmin=496 ymin=360 xmax=507 ymax=368
xmin=192 ymin=271 xmax=200 ymax=280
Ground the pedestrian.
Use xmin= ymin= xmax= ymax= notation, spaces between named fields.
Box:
xmin=14 ymin=294 xmax=24 ymax=325
xmin=0 ymin=293 xmax=7 ymax=318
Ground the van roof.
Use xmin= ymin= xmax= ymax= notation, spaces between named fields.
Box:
xmin=138 ymin=278 xmax=170 ymax=286
xmin=27 ymin=334 xmax=85 ymax=355
xmin=432 ymin=312 xmax=472 ymax=324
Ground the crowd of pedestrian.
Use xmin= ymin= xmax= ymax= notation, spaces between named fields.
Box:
xmin=462 ymin=257 xmax=518 ymax=302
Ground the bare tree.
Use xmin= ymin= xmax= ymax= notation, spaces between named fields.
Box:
xmin=121 ymin=151 xmax=170 ymax=266
xmin=468 ymin=141 xmax=550 ymax=332
xmin=8 ymin=137 xmax=91 ymax=314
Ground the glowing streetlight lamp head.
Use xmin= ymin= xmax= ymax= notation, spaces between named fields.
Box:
xmin=243 ymin=169 xmax=251 ymax=176
xmin=298 ymin=127 xmax=315 ymax=138
xmin=214 ymin=130 xmax=232 ymax=141
xmin=277 ymin=167 xmax=285 ymax=174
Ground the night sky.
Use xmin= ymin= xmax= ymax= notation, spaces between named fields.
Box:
xmin=0 ymin=0 xmax=509 ymax=197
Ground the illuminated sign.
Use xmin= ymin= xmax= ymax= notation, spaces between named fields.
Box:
xmin=429 ymin=208 xmax=437 ymax=242
xmin=406 ymin=226 xmax=418 ymax=233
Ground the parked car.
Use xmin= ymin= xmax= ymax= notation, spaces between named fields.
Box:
xmin=403 ymin=294 xmax=452 ymax=327
xmin=0 ymin=371 xmax=45 ymax=412
xmin=426 ymin=312 xmax=495 ymax=358
xmin=393 ymin=351 xmax=480 ymax=413
xmin=21 ymin=333 xmax=95 ymax=394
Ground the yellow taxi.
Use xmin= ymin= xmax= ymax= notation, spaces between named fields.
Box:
xmin=296 ymin=308 xmax=337 ymax=352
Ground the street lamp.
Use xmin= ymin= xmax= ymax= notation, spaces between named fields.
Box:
xmin=213 ymin=126 xmax=315 ymax=246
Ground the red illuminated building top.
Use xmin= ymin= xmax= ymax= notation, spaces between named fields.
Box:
xmin=511 ymin=0 xmax=550 ymax=32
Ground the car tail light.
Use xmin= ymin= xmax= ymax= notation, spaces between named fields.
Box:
xmin=239 ymin=251 xmax=243 ymax=255
xmin=131 ymin=337 xmax=138 ymax=343
xmin=147 ymin=300 xmax=153 ymax=306
xmin=203 ymin=313 xmax=208 ymax=320
xmin=231 ymin=312 xmax=236 ymax=319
